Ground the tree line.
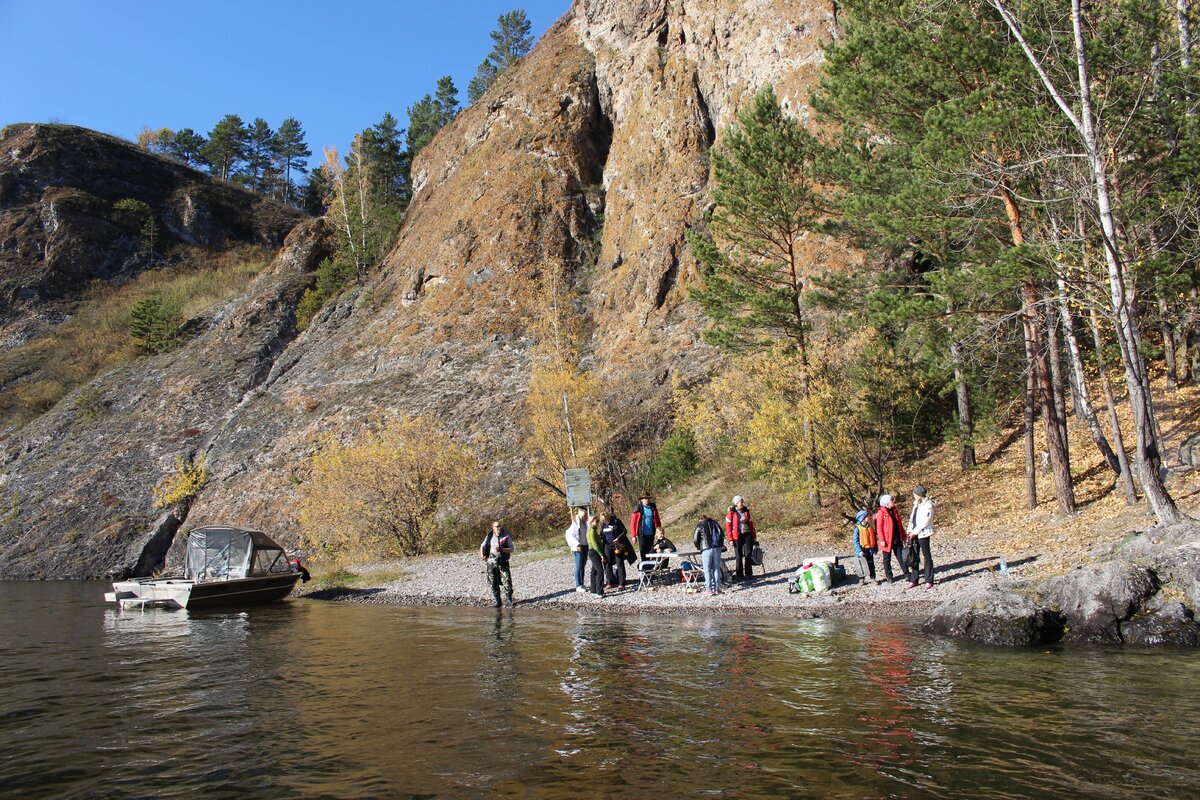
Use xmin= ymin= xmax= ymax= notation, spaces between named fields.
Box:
xmin=680 ymin=0 xmax=1199 ymax=527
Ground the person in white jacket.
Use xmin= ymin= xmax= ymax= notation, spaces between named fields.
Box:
xmin=564 ymin=508 xmax=589 ymax=593
xmin=905 ymin=485 xmax=935 ymax=590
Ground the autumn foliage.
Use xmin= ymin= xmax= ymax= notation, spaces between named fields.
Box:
xmin=298 ymin=416 xmax=476 ymax=560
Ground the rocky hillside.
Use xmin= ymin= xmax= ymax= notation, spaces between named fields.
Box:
xmin=0 ymin=0 xmax=848 ymax=578
xmin=0 ymin=123 xmax=304 ymax=342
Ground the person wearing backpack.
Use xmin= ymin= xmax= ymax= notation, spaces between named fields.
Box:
xmin=905 ymin=485 xmax=935 ymax=590
xmin=873 ymin=494 xmax=904 ymax=583
xmin=726 ymin=495 xmax=758 ymax=581
xmin=693 ymin=513 xmax=725 ymax=596
xmin=600 ymin=512 xmax=633 ymax=590
xmin=479 ymin=520 xmax=515 ymax=607
xmin=852 ymin=509 xmax=879 ymax=585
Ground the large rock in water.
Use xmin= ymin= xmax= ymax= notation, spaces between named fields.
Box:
xmin=0 ymin=0 xmax=859 ymax=577
xmin=1035 ymin=562 xmax=1158 ymax=643
xmin=923 ymin=588 xmax=1063 ymax=646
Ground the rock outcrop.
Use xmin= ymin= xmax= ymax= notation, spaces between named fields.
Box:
xmin=924 ymin=522 xmax=1200 ymax=647
xmin=0 ymin=123 xmax=304 ymax=321
xmin=0 ymin=0 xmax=851 ymax=578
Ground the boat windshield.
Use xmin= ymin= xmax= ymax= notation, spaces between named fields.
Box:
xmin=251 ymin=547 xmax=290 ymax=576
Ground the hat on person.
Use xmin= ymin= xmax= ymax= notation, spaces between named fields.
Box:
xmin=913 ymin=485 xmax=927 ymax=498
xmin=732 ymin=495 xmax=744 ymax=505
xmin=855 ymin=510 xmax=869 ymax=523
xmin=879 ymin=494 xmax=892 ymax=507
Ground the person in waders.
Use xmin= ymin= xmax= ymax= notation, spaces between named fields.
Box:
xmin=479 ymin=520 xmax=514 ymax=607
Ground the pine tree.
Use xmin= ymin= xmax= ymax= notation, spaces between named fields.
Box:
xmin=363 ymin=112 xmax=409 ymax=205
xmin=685 ymin=86 xmax=825 ymax=506
xmin=274 ymin=117 xmax=311 ymax=203
xmin=467 ymin=10 xmax=533 ymax=104
xmin=170 ymin=128 xmax=208 ymax=168
xmin=300 ymin=165 xmax=330 ymax=216
xmin=202 ymin=114 xmax=248 ymax=182
xmin=406 ymin=76 xmax=460 ymax=156
xmin=243 ymin=117 xmax=276 ymax=193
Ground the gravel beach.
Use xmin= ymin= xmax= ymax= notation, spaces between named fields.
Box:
xmin=303 ymin=532 xmax=1018 ymax=622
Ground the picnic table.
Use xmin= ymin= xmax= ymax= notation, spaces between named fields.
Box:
xmin=638 ymin=550 xmax=710 ymax=589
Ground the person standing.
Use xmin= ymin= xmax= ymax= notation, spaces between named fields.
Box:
xmin=600 ymin=512 xmax=632 ymax=590
xmin=905 ymin=485 xmax=935 ymax=590
xmin=693 ymin=513 xmax=725 ymax=596
xmin=630 ymin=494 xmax=662 ymax=560
xmin=479 ymin=520 xmax=514 ymax=607
xmin=873 ymin=494 xmax=904 ymax=583
xmin=852 ymin=510 xmax=878 ymax=585
xmin=585 ymin=514 xmax=606 ymax=597
xmin=565 ymin=507 xmax=589 ymax=594
xmin=726 ymin=495 xmax=758 ymax=581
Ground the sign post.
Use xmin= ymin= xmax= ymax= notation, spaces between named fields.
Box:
xmin=563 ymin=468 xmax=592 ymax=509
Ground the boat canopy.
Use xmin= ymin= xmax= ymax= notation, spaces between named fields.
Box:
xmin=184 ymin=526 xmax=291 ymax=581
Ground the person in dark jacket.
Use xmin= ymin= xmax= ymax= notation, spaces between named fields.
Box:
xmin=630 ymin=494 xmax=663 ymax=560
xmin=693 ymin=514 xmax=725 ymax=595
xmin=600 ymin=512 xmax=633 ymax=589
xmin=726 ymin=495 xmax=758 ymax=580
xmin=479 ymin=520 xmax=514 ymax=607
xmin=873 ymin=494 xmax=903 ymax=583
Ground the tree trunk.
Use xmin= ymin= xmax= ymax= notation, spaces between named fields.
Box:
xmin=950 ymin=338 xmax=977 ymax=469
xmin=992 ymin=0 xmax=1183 ymax=524
xmin=1089 ymin=309 xmax=1139 ymax=505
xmin=1025 ymin=366 xmax=1038 ymax=510
xmin=1158 ymin=280 xmax=1179 ymax=392
xmin=1046 ymin=305 xmax=1072 ymax=454
xmin=1056 ymin=282 xmax=1121 ymax=475
xmin=1189 ymin=284 xmax=1200 ymax=383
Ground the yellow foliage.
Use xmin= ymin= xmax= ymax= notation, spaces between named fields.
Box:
xmin=298 ymin=416 xmax=477 ymax=561
xmin=522 ymin=265 xmax=610 ymax=501
xmin=152 ymin=455 xmax=210 ymax=509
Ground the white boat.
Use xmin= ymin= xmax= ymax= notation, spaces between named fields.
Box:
xmin=106 ymin=526 xmax=304 ymax=610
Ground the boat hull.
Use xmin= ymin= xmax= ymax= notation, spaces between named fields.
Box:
xmin=108 ymin=573 xmax=302 ymax=610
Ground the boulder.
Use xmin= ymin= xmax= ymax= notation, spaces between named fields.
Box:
xmin=1122 ymin=601 xmax=1200 ymax=647
xmin=923 ymin=587 xmax=1063 ymax=646
xmin=1036 ymin=561 xmax=1158 ymax=643
xmin=1179 ymin=432 xmax=1200 ymax=468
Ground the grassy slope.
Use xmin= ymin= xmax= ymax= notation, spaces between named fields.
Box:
xmin=0 ymin=246 xmax=269 ymax=428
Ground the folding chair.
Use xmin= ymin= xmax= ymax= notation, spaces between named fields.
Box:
xmin=637 ymin=555 xmax=671 ymax=589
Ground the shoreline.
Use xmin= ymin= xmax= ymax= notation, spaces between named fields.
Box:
xmin=298 ymin=534 xmax=1008 ymax=623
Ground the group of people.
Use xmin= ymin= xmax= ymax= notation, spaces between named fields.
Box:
xmin=851 ymin=485 xmax=935 ymax=590
xmin=480 ymin=485 xmax=934 ymax=608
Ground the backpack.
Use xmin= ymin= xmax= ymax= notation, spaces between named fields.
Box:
xmin=856 ymin=522 xmax=876 ymax=550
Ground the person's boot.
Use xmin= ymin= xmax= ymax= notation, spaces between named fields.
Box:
xmin=504 ymin=594 xmax=514 ymax=607
xmin=492 ymin=593 xmax=502 ymax=608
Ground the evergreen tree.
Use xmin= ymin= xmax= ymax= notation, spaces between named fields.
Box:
xmin=274 ymin=117 xmax=311 ymax=203
xmin=467 ymin=10 xmax=533 ymax=104
xmin=243 ymin=117 xmax=277 ymax=193
xmin=685 ymin=86 xmax=825 ymax=506
xmin=300 ymin=165 xmax=330 ymax=216
xmin=406 ymin=76 xmax=460 ymax=156
xmin=363 ymin=112 xmax=409 ymax=205
xmin=202 ymin=114 xmax=249 ymax=182
xmin=171 ymin=128 xmax=208 ymax=168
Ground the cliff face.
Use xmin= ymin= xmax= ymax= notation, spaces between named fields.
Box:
xmin=0 ymin=124 xmax=303 ymax=328
xmin=0 ymin=0 xmax=843 ymax=578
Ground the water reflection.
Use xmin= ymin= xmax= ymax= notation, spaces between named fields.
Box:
xmin=3 ymin=584 xmax=1200 ymax=800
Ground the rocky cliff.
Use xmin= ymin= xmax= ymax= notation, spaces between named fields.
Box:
xmin=0 ymin=123 xmax=304 ymax=343
xmin=0 ymin=0 xmax=844 ymax=578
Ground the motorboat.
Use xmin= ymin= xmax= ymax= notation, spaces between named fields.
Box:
xmin=106 ymin=526 xmax=305 ymax=610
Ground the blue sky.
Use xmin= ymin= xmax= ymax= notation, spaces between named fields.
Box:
xmin=0 ymin=0 xmax=570 ymax=168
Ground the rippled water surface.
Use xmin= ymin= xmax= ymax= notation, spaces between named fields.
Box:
xmin=2 ymin=581 xmax=1198 ymax=799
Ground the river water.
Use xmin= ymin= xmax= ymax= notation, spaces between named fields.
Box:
xmin=2 ymin=581 xmax=1198 ymax=799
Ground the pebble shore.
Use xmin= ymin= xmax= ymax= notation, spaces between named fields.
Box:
xmin=303 ymin=534 xmax=1012 ymax=622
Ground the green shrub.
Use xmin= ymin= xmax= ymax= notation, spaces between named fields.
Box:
xmin=129 ymin=293 xmax=182 ymax=354
xmin=74 ymin=386 xmax=105 ymax=420
xmin=649 ymin=427 xmax=699 ymax=489
xmin=296 ymin=257 xmax=355 ymax=330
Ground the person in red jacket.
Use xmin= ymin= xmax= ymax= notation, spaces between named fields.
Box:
xmin=726 ymin=495 xmax=758 ymax=580
xmin=873 ymin=494 xmax=904 ymax=583
xmin=630 ymin=494 xmax=663 ymax=560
